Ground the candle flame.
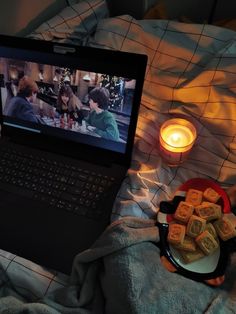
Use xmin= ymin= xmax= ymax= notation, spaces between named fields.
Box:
xmin=171 ymin=132 xmax=181 ymax=143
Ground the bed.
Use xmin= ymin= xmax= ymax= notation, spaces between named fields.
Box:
xmin=0 ymin=0 xmax=236 ymax=313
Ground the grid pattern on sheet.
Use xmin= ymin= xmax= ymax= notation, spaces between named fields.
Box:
xmin=89 ymin=16 xmax=236 ymax=221
xmin=29 ymin=0 xmax=108 ymax=45
xmin=0 ymin=249 xmax=68 ymax=302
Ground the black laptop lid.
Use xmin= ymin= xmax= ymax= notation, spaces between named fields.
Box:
xmin=0 ymin=35 xmax=147 ymax=166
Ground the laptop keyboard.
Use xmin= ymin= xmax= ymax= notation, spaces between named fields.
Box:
xmin=0 ymin=145 xmax=115 ymax=220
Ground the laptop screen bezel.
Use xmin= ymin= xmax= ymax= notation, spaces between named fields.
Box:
xmin=0 ymin=35 xmax=147 ymax=167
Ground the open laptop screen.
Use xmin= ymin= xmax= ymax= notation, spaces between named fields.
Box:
xmin=1 ymin=56 xmax=136 ymax=154
xmin=0 ymin=36 xmax=147 ymax=165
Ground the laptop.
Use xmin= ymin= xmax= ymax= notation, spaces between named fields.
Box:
xmin=0 ymin=34 xmax=147 ymax=274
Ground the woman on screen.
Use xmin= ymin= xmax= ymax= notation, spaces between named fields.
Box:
xmin=56 ymin=85 xmax=83 ymax=123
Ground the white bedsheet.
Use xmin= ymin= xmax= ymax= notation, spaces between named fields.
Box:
xmin=88 ymin=16 xmax=236 ymax=221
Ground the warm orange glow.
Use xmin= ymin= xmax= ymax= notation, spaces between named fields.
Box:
xmin=159 ymin=118 xmax=197 ymax=166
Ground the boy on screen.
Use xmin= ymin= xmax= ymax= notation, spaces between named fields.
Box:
xmin=86 ymin=87 xmax=120 ymax=141
xmin=4 ymin=76 xmax=43 ymax=124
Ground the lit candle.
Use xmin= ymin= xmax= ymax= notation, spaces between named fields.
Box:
xmin=159 ymin=118 xmax=197 ymax=166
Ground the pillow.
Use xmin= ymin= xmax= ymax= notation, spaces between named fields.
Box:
xmin=28 ymin=0 xmax=109 ymax=45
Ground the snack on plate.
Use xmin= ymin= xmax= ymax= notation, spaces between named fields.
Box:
xmin=186 ymin=215 xmax=206 ymax=238
xmin=167 ymin=223 xmax=186 ymax=245
xmin=185 ymin=189 xmax=203 ymax=206
xmin=174 ymin=201 xmax=194 ymax=223
xmin=179 ymin=247 xmax=205 ymax=264
xmin=214 ymin=217 xmax=236 ymax=241
xmin=166 ymin=184 xmax=236 ymax=265
xmin=174 ymin=235 xmax=196 ymax=252
xmin=195 ymin=202 xmax=222 ymax=221
xmin=206 ymin=202 xmax=222 ymax=219
xmin=205 ymin=223 xmax=218 ymax=239
xmin=203 ymin=187 xmax=221 ymax=203
xmin=196 ymin=230 xmax=219 ymax=255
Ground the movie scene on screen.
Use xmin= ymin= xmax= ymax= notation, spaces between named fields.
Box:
xmin=0 ymin=57 xmax=136 ymax=144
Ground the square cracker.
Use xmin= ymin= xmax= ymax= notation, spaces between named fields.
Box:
xmin=185 ymin=189 xmax=203 ymax=206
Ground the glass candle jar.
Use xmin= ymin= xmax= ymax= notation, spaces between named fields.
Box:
xmin=159 ymin=118 xmax=197 ymax=166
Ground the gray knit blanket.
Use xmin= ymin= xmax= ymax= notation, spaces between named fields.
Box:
xmin=0 ymin=217 xmax=235 ymax=313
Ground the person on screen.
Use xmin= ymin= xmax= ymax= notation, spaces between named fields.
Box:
xmin=56 ymin=85 xmax=83 ymax=123
xmin=85 ymin=87 xmax=120 ymax=141
xmin=3 ymin=75 xmax=42 ymax=124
